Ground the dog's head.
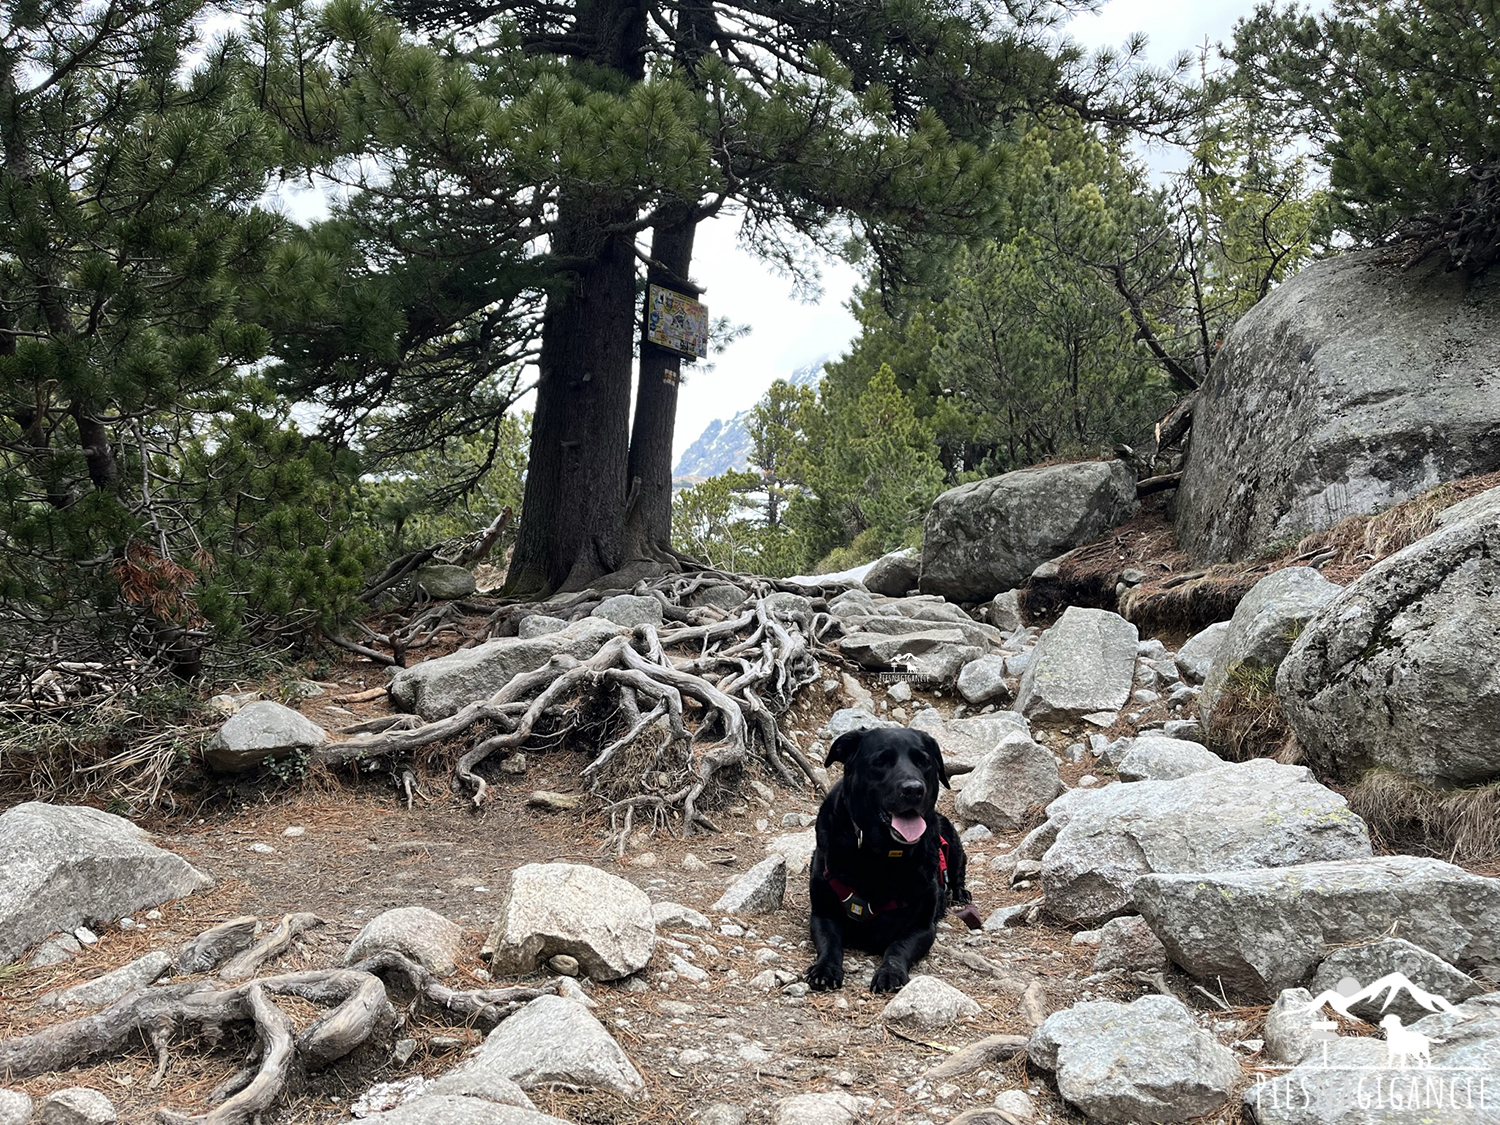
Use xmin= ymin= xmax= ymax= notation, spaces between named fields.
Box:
xmin=825 ymin=727 xmax=949 ymax=848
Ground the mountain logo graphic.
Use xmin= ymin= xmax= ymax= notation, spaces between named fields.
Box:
xmin=1299 ymin=972 xmax=1457 ymax=1069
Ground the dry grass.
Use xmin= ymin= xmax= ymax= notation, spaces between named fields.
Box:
xmin=1348 ymin=769 xmax=1500 ymax=865
xmin=1203 ymin=664 xmax=1300 ymax=765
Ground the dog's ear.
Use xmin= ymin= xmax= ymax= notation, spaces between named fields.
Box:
xmin=917 ymin=731 xmax=951 ymax=788
xmin=826 ymin=730 xmax=863 ymax=768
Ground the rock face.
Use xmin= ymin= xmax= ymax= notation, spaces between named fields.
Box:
xmin=863 ymin=549 xmax=921 ymax=596
xmin=1092 ymin=915 xmax=1167 ymax=972
xmin=913 ymin=711 xmax=1031 ymax=772
xmin=0 ymin=1089 xmax=32 ymax=1125
xmin=39 ymin=1088 xmax=117 ymax=1125
xmin=1198 ymin=567 xmax=1341 ymax=727
xmin=1016 ymin=607 xmax=1138 ymax=721
xmin=416 ymin=564 xmax=477 ymax=599
xmin=1133 ymin=855 xmax=1500 ymax=998
xmin=1278 ymin=488 xmax=1500 ymax=785
xmin=920 ymin=460 xmax=1136 ymax=601
xmin=953 ymin=735 xmax=1062 ymax=832
xmin=880 ymin=975 xmax=981 ymax=1030
xmin=1308 ymin=938 xmax=1484 ymax=1023
xmin=1029 ymin=995 xmax=1239 ymax=1124
xmin=483 ymin=863 xmax=655 ymax=981
xmin=1176 ymin=249 xmax=1500 ymax=563
xmin=461 ymin=995 xmax=643 ymax=1097
xmin=1033 ymin=760 xmax=1370 ymax=924
xmin=390 ymin=618 xmax=622 ymax=720
xmin=205 ymin=700 xmax=327 ymax=773
xmin=0 ymin=803 xmax=211 ymax=967
xmin=1115 ymin=736 xmax=1223 ymax=781
xmin=345 ymin=907 xmax=465 ymax=977
xmin=1246 ymin=998 xmax=1500 ymax=1125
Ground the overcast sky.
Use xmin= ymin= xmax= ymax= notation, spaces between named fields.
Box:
xmin=670 ymin=0 xmax=1268 ymax=460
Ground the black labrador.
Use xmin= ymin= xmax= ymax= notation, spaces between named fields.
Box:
xmin=806 ymin=726 xmax=975 ymax=993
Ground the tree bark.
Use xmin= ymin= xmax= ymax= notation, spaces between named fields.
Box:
xmin=622 ymin=204 xmax=699 ymax=563
xmin=503 ymin=0 xmax=648 ymax=598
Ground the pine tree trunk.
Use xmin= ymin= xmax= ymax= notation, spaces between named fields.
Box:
xmin=622 ymin=205 xmax=698 ymax=563
xmin=502 ymin=0 xmax=647 ymax=598
xmin=505 ymin=211 xmax=639 ymax=597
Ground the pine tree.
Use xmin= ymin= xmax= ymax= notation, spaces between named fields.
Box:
xmin=1230 ymin=0 xmax=1500 ymax=272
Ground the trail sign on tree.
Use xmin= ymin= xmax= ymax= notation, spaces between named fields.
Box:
xmin=645 ymin=285 xmax=709 ymax=366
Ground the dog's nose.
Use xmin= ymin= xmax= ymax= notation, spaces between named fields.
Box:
xmin=899 ymin=778 xmax=925 ymax=803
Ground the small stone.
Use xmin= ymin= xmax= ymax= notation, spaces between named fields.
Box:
xmin=247 ymin=842 xmax=275 ymax=855
xmin=888 ymin=681 xmax=913 ymax=703
xmin=774 ymin=1090 xmax=874 ymax=1125
xmin=881 ymin=974 xmax=981 ymax=1031
xmin=651 ymin=902 xmax=710 ymax=930
xmin=0 ymin=1089 xmax=33 ymax=1125
xmin=29 ymin=933 xmax=83 ymax=967
xmin=498 ymin=754 xmax=528 ymax=774
xmin=40 ymin=1087 xmax=117 ymax=1125
xmin=526 ymin=790 xmax=581 ymax=811
xmin=627 ymin=852 xmax=657 ymax=868
xmin=992 ymin=1089 xmax=1036 ymax=1122
xmin=668 ymin=953 xmax=708 ymax=983
xmin=281 ymin=826 xmax=305 ymax=838
xmin=1077 ymin=774 xmax=1098 ymax=787
xmin=681 ymin=853 xmax=708 ymax=872
xmin=1092 ymin=915 xmax=1167 ymax=972
xmin=345 ymin=906 xmax=464 ymax=977
xmin=74 ymin=926 xmax=98 ymax=945
xmin=392 ymin=1038 xmax=419 ymax=1064
xmin=699 ymin=1105 xmax=749 ymax=1125
xmin=548 ymin=954 xmax=580 ymax=977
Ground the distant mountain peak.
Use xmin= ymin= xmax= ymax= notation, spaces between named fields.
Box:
xmin=673 ymin=360 xmax=825 ymax=484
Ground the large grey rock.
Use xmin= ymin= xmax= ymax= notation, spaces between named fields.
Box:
xmin=1016 ymin=607 xmax=1138 ymax=721
xmin=1174 ymin=621 xmax=1229 ymax=685
xmin=205 ymin=700 xmax=327 ymax=773
xmin=0 ymin=1089 xmax=32 ymax=1125
xmin=39 ymin=1088 xmax=116 ymax=1125
xmin=1034 ymin=760 xmax=1370 ymax=924
xmin=591 ymin=593 xmax=662 ymax=627
xmin=1308 ymin=938 xmax=1484 ymax=1024
xmin=838 ymin=612 xmax=996 ymax=650
xmin=1029 ymin=995 xmax=1238 ymax=1124
xmin=1245 ymin=997 xmax=1500 ymax=1124
xmin=954 ymin=735 xmax=1062 ymax=832
xmin=957 ymin=655 xmax=1011 ymax=706
xmin=345 ymin=906 xmax=464 ymax=977
xmin=1278 ymin=490 xmax=1500 ymax=785
xmin=359 ymin=1096 xmax=572 ymax=1125
xmin=391 ymin=618 xmax=622 ymax=720
xmin=983 ymin=590 xmax=1024 ymax=632
xmin=0 ymin=802 xmax=211 ymax=967
xmin=921 ymin=461 xmax=1137 ymax=600
xmin=1115 ymin=735 xmax=1223 ymax=781
xmin=685 ymin=583 xmax=748 ymax=613
xmin=1177 ymin=249 xmax=1500 ymax=563
xmin=1133 ymin=855 xmax=1500 ymax=998
xmin=516 ymin=615 xmax=567 ymax=639
xmin=822 ymin=708 xmax=899 ymax=740
xmin=483 ymin=863 xmax=654 ymax=981
xmin=911 ymin=710 xmax=1030 ymax=772
xmin=839 ymin=629 xmax=982 ymax=683
xmin=424 ymin=1061 xmax=537 ymax=1107
xmin=41 ymin=950 xmax=171 ymax=1009
xmin=881 ymin=974 xmax=981 ymax=1030
xmin=863 ymin=549 xmax=920 ymax=596
xmin=416 ymin=564 xmax=477 ymax=599
xmin=711 ymin=855 xmax=786 ymax=914
xmin=1198 ymin=567 xmax=1341 ymax=727
xmin=458 ymin=995 xmax=643 ymax=1097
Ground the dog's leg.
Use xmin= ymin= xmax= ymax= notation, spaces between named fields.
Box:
xmin=806 ymin=914 xmax=846 ymax=991
xmin=870 ymin=925 xmax=936 ymax=993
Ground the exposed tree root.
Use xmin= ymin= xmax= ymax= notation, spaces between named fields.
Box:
xmin=322 ymin=572 xmax=839 ymax=836
xmin=0 ymin=943 xmax=561 ymax=1119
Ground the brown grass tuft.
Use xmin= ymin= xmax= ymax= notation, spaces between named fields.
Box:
xmin=1348 ymin=769 xmax=1500 ymax=864
xmin=1204 ymin=664 xmax=1294 ymax=764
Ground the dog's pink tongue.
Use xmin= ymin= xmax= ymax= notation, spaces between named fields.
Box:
xmin=891 ymin=814 xmax=927 ymax=843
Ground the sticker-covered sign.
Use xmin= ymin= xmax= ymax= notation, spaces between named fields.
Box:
xmin=645 ymin=284 xmax=708 ymax=361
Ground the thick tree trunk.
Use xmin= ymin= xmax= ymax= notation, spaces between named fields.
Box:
xmin=622 ymin=205 xmax=699 ymax=563
xmin=503 ymin=0 xmax=648 ymax=598
xmin=505 ymin=211 xmax=639 ymax=597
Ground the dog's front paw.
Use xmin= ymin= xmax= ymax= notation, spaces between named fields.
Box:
xmin=807 ymin=960 xmax=844 ymax=991
xmin=869 ymin=962 xmax=909 ymax=993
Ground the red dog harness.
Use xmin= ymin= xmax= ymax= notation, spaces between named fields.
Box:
xmin=824 ymin=832 xmax=981 ymax=929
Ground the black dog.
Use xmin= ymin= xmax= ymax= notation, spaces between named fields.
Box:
xmin=806 ymin=726 xmax=974 ymax=993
